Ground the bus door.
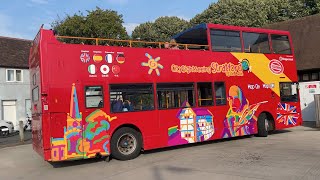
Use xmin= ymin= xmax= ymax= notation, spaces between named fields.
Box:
xmin=81 ymin=83 xmax=110 ymax=158
xmin=278 ymin=82 xmax=300 ymax=126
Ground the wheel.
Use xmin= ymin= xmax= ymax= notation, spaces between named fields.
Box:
xmin=111 ymin=127 xmax=142 ymax=161
xmin=257 ymin=113 xmax=269 ymax=137
xmin=0 ymin=127 xmax=9 ymax=137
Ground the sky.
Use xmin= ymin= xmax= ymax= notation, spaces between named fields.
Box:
xmin=0 ymin=0 xmax=216 ymax=40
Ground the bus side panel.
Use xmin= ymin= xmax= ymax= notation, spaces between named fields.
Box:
xmin=30 ymin=29 xmax=45 ymax=159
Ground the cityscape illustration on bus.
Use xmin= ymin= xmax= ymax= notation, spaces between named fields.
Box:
xmin=29 ymin=23 xmax=302 ymax=162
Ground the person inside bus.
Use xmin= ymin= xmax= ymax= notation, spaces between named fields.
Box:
xmin=169 ymin=39 xmax=179 ymax=50
xmin=123 ymin=100 xmax=134 ymax=112
xmin=112 ymin=98 xmax=123 ymax=112
xmin=164 ymin=42 xmax=170 ymax=49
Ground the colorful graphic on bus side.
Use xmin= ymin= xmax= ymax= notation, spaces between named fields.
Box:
xmin=141 ymin=53 xmax=164 ymax=76
xmin=276 ymin=103 xmax=299 ymax=126
xmin=168 ymin=102 xmax=214 ymax=146
xmin=221 ymin=85 xmax=268 ymax=138
xmin=50 ymin=84 xmax=117 ymax=161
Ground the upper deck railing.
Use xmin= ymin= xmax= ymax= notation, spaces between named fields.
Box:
xmin=55 ymin=35 xmax=210 ymax=51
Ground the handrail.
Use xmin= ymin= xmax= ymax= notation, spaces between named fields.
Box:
xmin=55 ymin=35 xmax=209 ymax=50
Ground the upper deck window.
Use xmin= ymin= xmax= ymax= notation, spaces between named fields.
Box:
xmin=271 ymin=34 xmax=292 ymax=54
xmin=243 ymin=32 xmax=270 ymax=53
xmin=210 ymin=29 xmax=242 ymax=52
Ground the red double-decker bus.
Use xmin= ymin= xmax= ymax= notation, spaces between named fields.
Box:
xmin=29 ymin=23 xmax=302 ymax=162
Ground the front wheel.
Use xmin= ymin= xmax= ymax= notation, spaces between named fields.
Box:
xmin=0 ymin=127 xmax=9 ymax=137
xmin=111 ymin=127 xmax=142 ymax=161
xmin=257 ymin=113 xmax=269 ymax=137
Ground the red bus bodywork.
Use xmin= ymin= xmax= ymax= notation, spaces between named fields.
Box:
xmin=29 ymin=23 xmax=302 ymax=161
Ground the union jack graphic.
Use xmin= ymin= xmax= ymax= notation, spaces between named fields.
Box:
xmin=276 ymin=103 xmax=299 ymax=125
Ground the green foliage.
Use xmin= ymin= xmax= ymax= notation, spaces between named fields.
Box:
xmin=191 ymin=0 xmax=268 ymax=27
xmin=132 ymin=16 xmax=189 ymax=43
xmin=190 ymin=0 xmax=320 ymax=27
xmin=51 ymin=7 xmax=129 ymax=44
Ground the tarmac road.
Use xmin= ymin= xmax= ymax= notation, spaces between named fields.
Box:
xmin=0 ymin=126 xmax=319 ymax=180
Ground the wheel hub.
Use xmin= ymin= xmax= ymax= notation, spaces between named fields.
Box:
xmin=117 ymin=133 xmax=137 ymax=155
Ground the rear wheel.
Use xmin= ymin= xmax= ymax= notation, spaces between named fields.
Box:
xmin=257 ymin=113 xmax=269 ymax=137
xmin=111 ymin=127 xmax=142 ymax=161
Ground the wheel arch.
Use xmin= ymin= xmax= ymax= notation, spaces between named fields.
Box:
xmin=111 ymin=124 xmax=144 ymax=149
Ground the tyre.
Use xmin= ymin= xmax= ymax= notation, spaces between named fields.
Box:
xmin=0 ymin=127 xmax=9 ymax=137
xmin=257 ymin=113 xmax=269 ymax=137
xmin=111 ymin=127 xmax=142 ymax=161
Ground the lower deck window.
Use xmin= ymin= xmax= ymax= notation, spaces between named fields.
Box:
xmin=85 ymin=86 xmax=103 ymax=108
xmin=157 ymin=83 xmax=194 ymax=109
xmin=110 ymin=84 xmax=154 ymax=113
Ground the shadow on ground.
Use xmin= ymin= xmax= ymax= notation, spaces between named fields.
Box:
xmin=49 ymin=157 xmax=107 ymax=168
xmin=143 ymin=129 xmax=292 ymax=156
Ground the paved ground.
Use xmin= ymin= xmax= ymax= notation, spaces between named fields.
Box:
xmin=0 ymin=131 xmax=31 ymax=148
xmin=0 ymin=126 xmax=319 ymax=180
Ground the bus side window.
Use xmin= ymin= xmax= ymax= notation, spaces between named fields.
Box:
xmin=214 ymin=82 xmax=226 ymax=105
xmin=271 ymin=34 xmax=292 ymax=54
xmin=85 ymin=86 xmax=103 ymax=108
xmin=157 ymin=83 xmax=195 ymax=109
xmin=210 ymin=29 xmax=242 ymax=52
xmin=197 ymin=82 xmax=213 ymax=106
xmin=243 ymin=32 xmax=270 ymax=53
xmin=109 ymin=84 xmax=154 ymax=113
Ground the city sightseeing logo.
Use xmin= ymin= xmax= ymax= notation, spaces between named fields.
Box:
xmin=171 ymin=60 xmax=250 ymax=77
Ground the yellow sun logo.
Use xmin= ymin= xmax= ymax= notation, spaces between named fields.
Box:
xmin=141 ymin=53 xmax=164 ymax=76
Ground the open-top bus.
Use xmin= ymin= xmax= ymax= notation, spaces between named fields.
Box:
xmin=29 ymin=23 xmax=302 ymax=162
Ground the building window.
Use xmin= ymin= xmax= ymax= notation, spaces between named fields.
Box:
xmin=197 ymin=82 xmax=213 ymax=106
xmin=110 ymin=84 xmax=154 ymax=113
xmin=210 ymin=29 xmax=242 ymax=52
xmin=311 ymin=73 xmax=319 ymax=80
xmin=243 ymin=32 xmax=270 ymax=53
xmin=6 ymin=69 xmax=23 ymax=82
xmin=85 ymin=86 xmax=103 ymax=108
xmin=302 ymin=74 xmax=309 ymax=81
xmin=157 ymin=83 xmax=194 ymax=109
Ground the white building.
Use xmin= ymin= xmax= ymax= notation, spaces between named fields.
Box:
xmin=0 ymin=36 xmax=31 ymax=130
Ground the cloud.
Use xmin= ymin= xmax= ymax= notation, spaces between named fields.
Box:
xmin=0 ymin=13 xmax=31 ymax=39
xmin=30 ymin=0 xmax=49 ymax=4
xmin=123 ymin=23 xmax=140 ymax=35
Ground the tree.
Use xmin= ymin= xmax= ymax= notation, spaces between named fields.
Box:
xmin=51 ymin=7 xmax=129 ymax=44
xmin=190 ymin=0 xmax=320 ymax=28
xmin=132 ymin=16 xmax=189 ymax=43
xmin=304 ymin=0 xmax=320 ymax=15
xmin=190 ymin=0 xmax=268 ymax=27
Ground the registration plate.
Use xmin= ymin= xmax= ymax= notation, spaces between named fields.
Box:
xmin=1 ymin=128 xmax=9 ymax=131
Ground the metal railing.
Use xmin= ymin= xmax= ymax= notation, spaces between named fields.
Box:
xmin=55 ymin=35 xmax=209 ymax=50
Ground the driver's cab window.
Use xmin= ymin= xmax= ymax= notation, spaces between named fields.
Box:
xmin=280 ymin=82 xmax=298 ymax=102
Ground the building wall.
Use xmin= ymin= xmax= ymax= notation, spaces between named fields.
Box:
xmin=0 ymin=67 xmax=30 ymax=130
